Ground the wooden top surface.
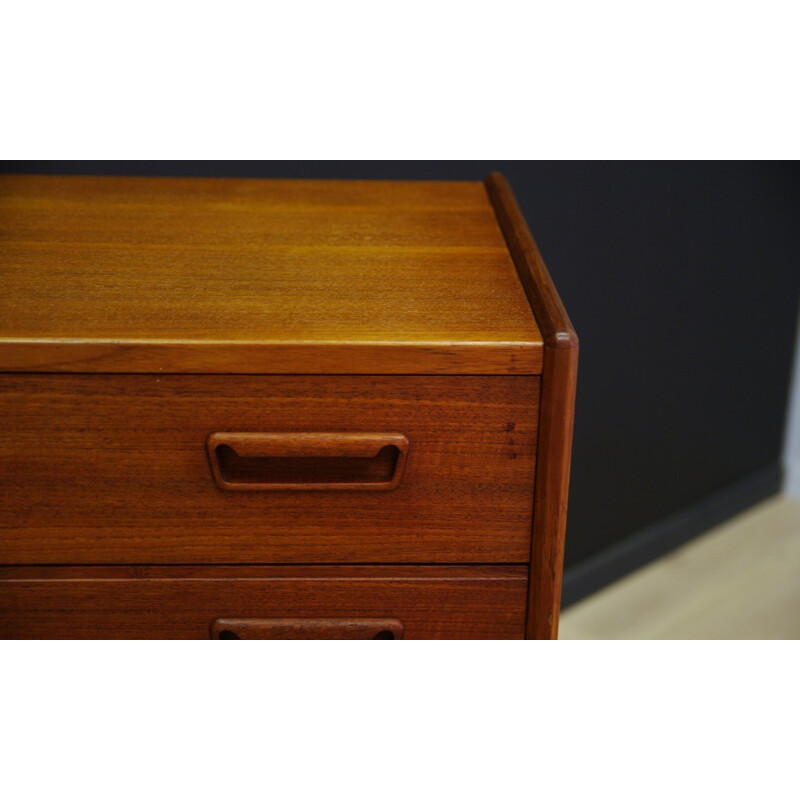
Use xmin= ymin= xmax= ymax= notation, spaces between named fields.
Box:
xmin=0 ymin=175 xmax=542 ymax=374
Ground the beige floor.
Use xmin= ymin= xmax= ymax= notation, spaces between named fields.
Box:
xmin=559 ymin=494 xmax=800 ymax=639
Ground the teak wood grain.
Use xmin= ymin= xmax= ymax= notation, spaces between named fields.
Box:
xmin=485 ymin=173 xmax=579 ymax=640
xmin=206 ymin=431 xmax=410 ymax=491
xmin=0 ymin=172 xmax=577 ymax=640
xmin=0 ymin=175 xmax=542 ymax=375
xmin=0 ymin=374 xmax=539 ymax=564
xmin=210 ymin=618 xmax=406 ymax=640
xmin=0 ymin=565 xmax=528 ymax=639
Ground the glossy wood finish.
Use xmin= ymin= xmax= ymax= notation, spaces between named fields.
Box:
xmin=0 ymin=173 xmax=577 ymax=640
xmin=0 ymin=565 xmax=528 ymax=639
xmin=485 ymin=173 xmax=579 ymax=640
xmin=0 ymin=374 xmax=539 ymax=564
xmin=0 ymin=175 xmax=542 ymax=375
xmin=210 ymin=618 xmax=405 ymax=639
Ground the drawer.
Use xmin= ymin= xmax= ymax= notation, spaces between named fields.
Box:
xmin=0 ymin=374 xmax=539 ymax=564
xmin=0 ymin=565 xmax=529 ymax=639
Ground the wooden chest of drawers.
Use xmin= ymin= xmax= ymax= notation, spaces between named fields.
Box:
xmin=0 ymin=172 xmax=577 ymax=639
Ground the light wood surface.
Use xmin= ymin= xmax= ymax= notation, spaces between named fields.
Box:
xmin=0 ymin=175 xmax=542 ymax=374
xmin=485 ymin=174 xmax=578 ymax=639
xmin=560 ymin=495 xmax=800 ymax=639
xmin=0 ymin=565 xmax=528 ymax=639
xmin=0 ymin=374 xmax=539 ymax=564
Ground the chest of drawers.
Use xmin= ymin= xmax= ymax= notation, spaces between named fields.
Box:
xmin=0 ymin=172 xmax=577 ymax=639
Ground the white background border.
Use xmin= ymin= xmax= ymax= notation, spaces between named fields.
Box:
xmin=2 ymin=2 xmax=799 ymax=797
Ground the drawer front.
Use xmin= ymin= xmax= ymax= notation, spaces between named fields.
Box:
xmin=0 ymin=375 xmax=538 ymax=564
xmin=0 ymin=566 xmax=528 ymax=639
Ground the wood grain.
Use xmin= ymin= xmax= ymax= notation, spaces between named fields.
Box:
xmin=210 ymin=618 xmax=405 ymax=639
xmin=0 ymin=173 xmax=578 ymax=642
xmin=206 ymin=431 xmax=409 ymax=491
xmin=0 ymin=374 xmax=539 ymax=564
xmin=0 ymin=175 xmax=542 ymax=375
xmin=0 ymin=565 xmax=528 ymax=639
xmin=485 ymin=173 xmax=579 ymax=640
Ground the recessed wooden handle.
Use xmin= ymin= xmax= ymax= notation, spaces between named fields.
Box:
xmin=210 ymin=618 xmax=405 ymax=639
xmin=207 ymin=432 xmax=409 ymax=491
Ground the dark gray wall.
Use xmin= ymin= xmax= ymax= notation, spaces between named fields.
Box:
xmin=4 ymin=161 xmax=799 ymax=598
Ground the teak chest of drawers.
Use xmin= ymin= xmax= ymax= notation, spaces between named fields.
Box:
xmin=0 ymin=172 xmax=577 ymax=639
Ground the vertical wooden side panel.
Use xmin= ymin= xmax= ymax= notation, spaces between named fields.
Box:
xmin=530 ymin=344 xmax=578 ymax=638
xmin=484 ymin=173 xmax=579 ymax=639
